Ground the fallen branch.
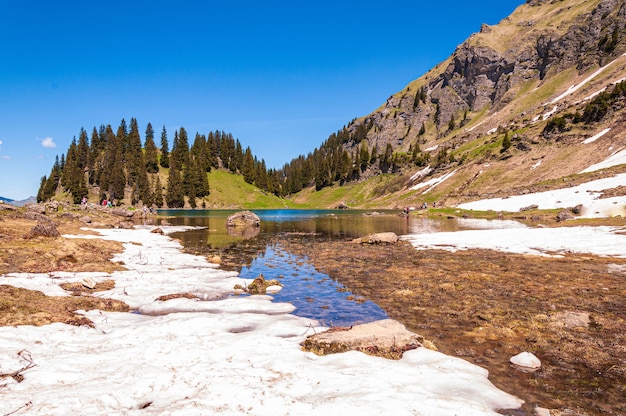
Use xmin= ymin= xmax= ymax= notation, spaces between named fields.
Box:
xmin=3 ymin=401 xmax=33 ymax=416
xmin=0 ymin=350 xmax=37 ymax=383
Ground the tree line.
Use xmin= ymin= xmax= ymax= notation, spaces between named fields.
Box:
xmin=37 ymin=116 xmax=431 ymax=207
xmin=36 ymin=118 xmax=276 ymax=207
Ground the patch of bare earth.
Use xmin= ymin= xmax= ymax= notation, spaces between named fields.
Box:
xmin=0 ymin=207 xmax=131 ymax=327
xmin=279 ymin=238 xmax=626 ymax=416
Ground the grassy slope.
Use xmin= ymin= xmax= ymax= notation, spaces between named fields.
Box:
xmin=204 ymin=169 xmax=298 ymax=209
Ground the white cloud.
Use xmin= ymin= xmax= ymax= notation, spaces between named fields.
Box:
xmin=41 ymin=137 xmax=56 ymax=149
xmin=0 ymin=155 xmax=10 ymax=160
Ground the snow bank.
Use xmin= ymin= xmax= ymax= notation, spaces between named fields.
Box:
xmin=402 ymin=224 xmax=626 ymax=257
xmin=457 ymin=173 xmax=626 ymax=218
xmin=411 ymin=170 xmax=457 ymax=193
xmin=0 ymin=228 xmax=522 ymax=415
xmin=582 ymin=127 xmax=610 ymax=144
xmin=580 ymin=148 xmax=626 ymax=173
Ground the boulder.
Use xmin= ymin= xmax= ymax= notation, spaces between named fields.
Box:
xmin=556 ymin=210 xmax=573 ymax=222
xmin=27 ymin=220 xmax=60 ymax=238
xmin=353 ymin=232 xmax=399 ymax=245
xmin=151 ymin=227 xmax=164 ymax=234
xmin=302 ymin=319 xmax=424 ymax=359
xmin=226 ymin=211 xmax=260 ymax=228
xmin=112 ymin=208 xmax=135 ymax=218
xmin=118 ymin=221 xmax=135 ymax=229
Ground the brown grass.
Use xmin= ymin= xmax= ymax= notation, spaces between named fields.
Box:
xmin=0 ymin=207 xmax=133 ymax=327
xmin=279 ymin=237 xmax=626 ymax=416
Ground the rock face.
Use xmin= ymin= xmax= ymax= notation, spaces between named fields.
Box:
xmin=302 ymin=319 xmax=424 ymax=359
xmin=226 ymin=211 xmax=260 ymax=228
xmin=346 ymin=0 xmax=625 ymax=149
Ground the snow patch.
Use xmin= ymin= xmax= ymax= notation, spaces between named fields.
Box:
xmin=582 ymin=128 xmax=610 ymax=144
xmin=411 ymin=170 xmax=457 ymax=193
xmin=0 ymin=228 xmax=523 ymax=415
xmin=457 ymin=173 xmax=626 ymax=218
xmin=580 ymin=147 xmax=626 ymax=173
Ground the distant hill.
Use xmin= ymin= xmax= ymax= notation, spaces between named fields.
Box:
xmin=0 ymin=196 xmax=37 ymax=207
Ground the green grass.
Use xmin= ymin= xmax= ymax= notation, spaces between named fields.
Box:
xmin=205 ymin=170 xmax=298 ymax=209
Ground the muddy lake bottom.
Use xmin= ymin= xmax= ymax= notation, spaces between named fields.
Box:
xmin=164 ymin=211 xmax=625 ymax=415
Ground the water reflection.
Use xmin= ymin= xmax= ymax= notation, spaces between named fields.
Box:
xmin=159 ymin=209 xmax=527 ymax=326
xmin=238 ymin=244 xmax=388 ymax=327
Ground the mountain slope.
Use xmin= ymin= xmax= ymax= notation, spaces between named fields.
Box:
xmin=307 ymin=0 xmax=626 ymax=209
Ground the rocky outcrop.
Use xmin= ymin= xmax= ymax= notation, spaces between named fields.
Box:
xmin=348 ymin=0 xmax=625 ymax=145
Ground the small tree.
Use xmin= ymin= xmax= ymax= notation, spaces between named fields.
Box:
xmin=501 ymin=132 xmax=512 ymax=153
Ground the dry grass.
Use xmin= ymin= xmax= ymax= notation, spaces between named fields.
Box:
xmin=0 ymin=207 xmax=132 ymax=327
xmin=279 ymin=237 xmax=626 ymax=416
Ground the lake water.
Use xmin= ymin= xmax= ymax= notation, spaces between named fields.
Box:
xmin=157 ymin=209 xmax=500 ymax=326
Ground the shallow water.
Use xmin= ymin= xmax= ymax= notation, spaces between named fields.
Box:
xmin=160 ymin=209 xmax=521 ymax=326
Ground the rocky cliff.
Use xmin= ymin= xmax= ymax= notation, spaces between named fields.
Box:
xmin=349 ymin=0 xmax=625 ymax=156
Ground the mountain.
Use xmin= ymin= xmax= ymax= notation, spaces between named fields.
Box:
xmin=296 ymin=0 xmax=626 ymax=208
xmin=0 ymin=196 xmax=13 ymax=204
xmin=37 ymin=0 xmax=626 ymax=210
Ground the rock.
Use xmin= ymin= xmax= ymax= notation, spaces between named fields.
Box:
xmin=353 ymin=232 xmax=399 ymax=245
xmin=209 ymin=255 xmax=221 ymax=264
xmin=234 ymin=274 xmax=283 ymax=295
xmin=81 ymin=277 xmax=97 ymax=289
xmin=27 ymin=220 xmax=60 ymax=238
xmin=551 ymin=311 xmax=590 ymax=329
xmin=79 ymin=216 xmax=92 ymax=224
xmin=519 ymin=204 xmax=538 ymax=212
xmin=160 ymin=220 xmax=172 ymax=226
xmin=26 ymin=204 xmax=46 ymax=215
xmin=226 ymin=211 xmax=260 ymax=228
xmin=112 ymin=208 xmax=135 ymax=218
xmin=337 ymin=202 xmax=350 ymax=209
xmin=556 ymin=210 xmax=573 ymax=222
xmin=118 ymin=221 xmax=135 ymax=229
xmin=571 ymin=204 xmax=583 ymax=215
xmin=510 ymin=351 xmax=541 ymax=370
xmin=302 ymin=319 xmax=424 ymax=359
xmin=151 ymin=227 xmax=164 ymax=234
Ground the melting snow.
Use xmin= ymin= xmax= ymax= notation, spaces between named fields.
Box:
xmin=582 ymin=128 xmax=611 ymax=144
xmin=457 ymin=172 xmax=626 ymax=218
xmin=580 ymin=147 xmax=626 ymax=173
xmin=0 ymin=228 xmax=523 ymax=416
xmin=411 ymin=170 xmax=457 ymax=193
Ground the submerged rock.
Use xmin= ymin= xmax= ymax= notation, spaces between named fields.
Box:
xmin=352 ymin=232 xmax=399 ymax=245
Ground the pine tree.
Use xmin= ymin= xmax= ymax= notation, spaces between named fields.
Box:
xmin=144 ymin=123 xmax=159 ymax=173
xmin=153 ymin=175 xmax=164 ymax=208
xmin=36 ymin=175 xmax=47 ymax=203
xmin=159 ymin=126 xmax=170 ymax=168
xmin=242 ymin=147 xmax=255 ymax=184
xmin=166 ymin=163 xmax=184 ymax=208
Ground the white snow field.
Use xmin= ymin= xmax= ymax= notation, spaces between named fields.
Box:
xmin=0 ymin=227 xmax=523 ymax=416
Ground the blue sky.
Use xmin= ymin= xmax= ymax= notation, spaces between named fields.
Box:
xmin=0 ymin=0 xmax=523 ymax=200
